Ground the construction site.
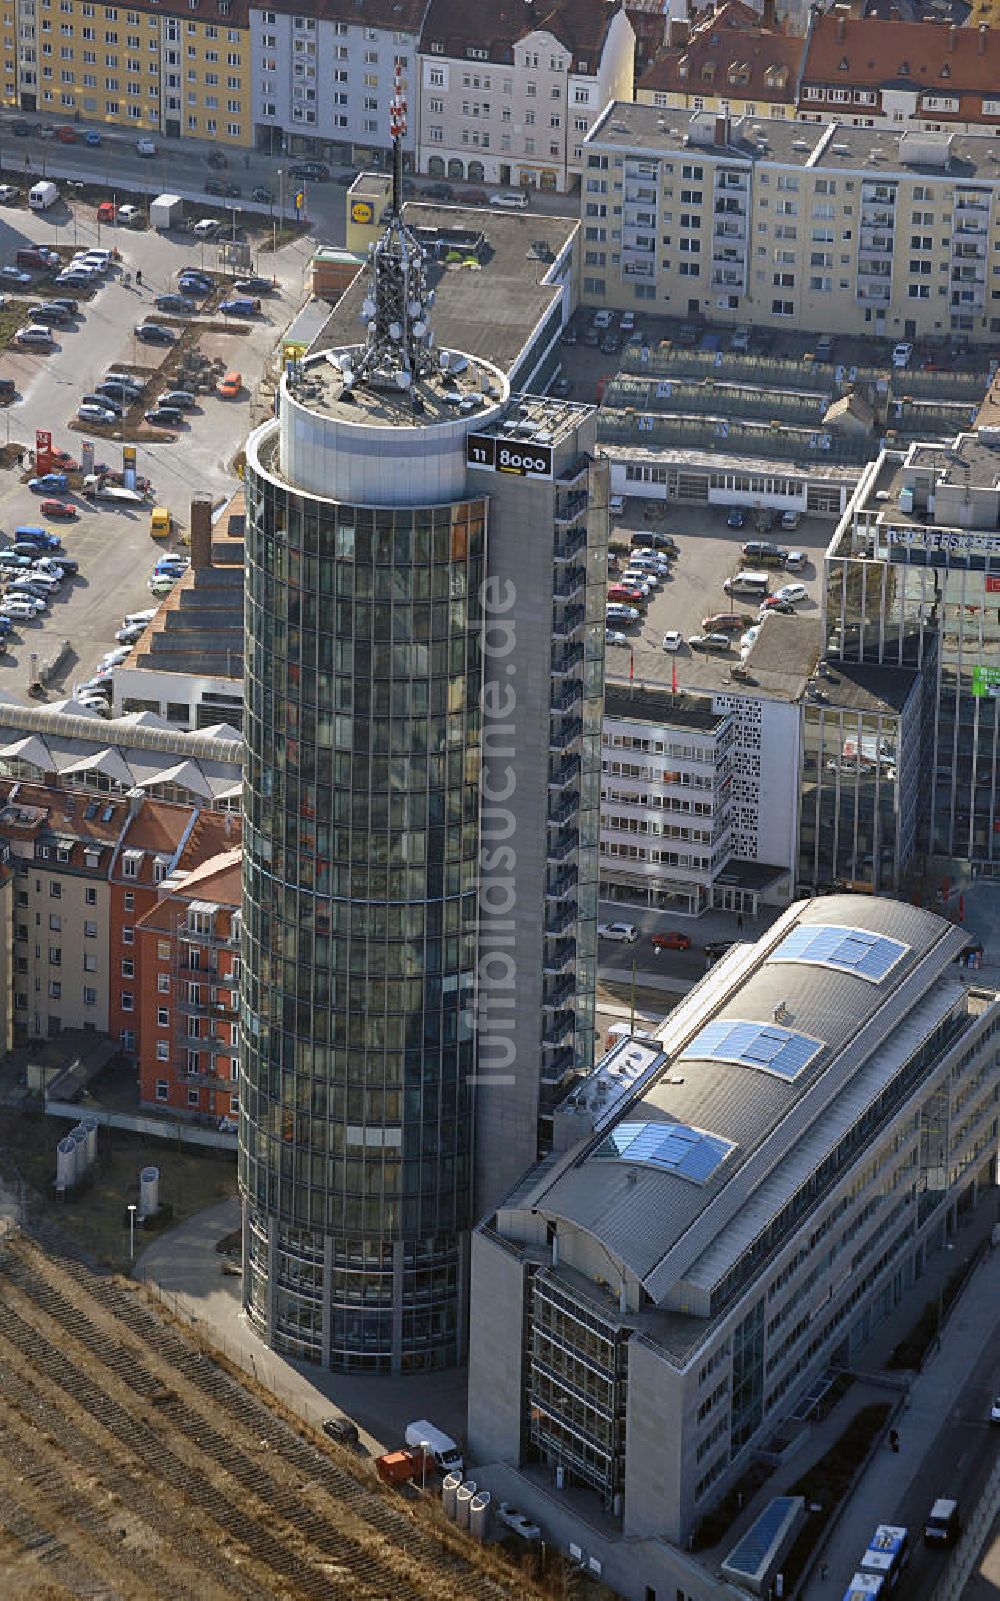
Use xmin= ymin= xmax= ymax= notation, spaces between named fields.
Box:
xmin=0 ymin=1229 xmax=548 ymax=1601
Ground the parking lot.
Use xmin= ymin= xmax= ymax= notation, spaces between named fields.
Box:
xmin=604 ymin=497 xmax=832 ymax=694
xmin=0 ymin=197 xmax=304 ymax=695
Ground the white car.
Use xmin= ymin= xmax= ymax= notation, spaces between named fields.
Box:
xmin=78 ymin=403 xmax=117 ymax=424
xmin=75 ymin=694 xmax=111 ymax=715
xmin=0 ymin=185 xmax=19 ymax=204
xmin=662 ymin=630 xmax=684 ymax=652
xmin=1 ymin=266 xmax=31 ymax=284
xmin=593 ymin=309 xmax=614 ymax=329
xmin=892 ymin=341 xmax=913 ymax=368
xmin=101 ymin=645 xmax=133 ymax=666
xmin=991 ymin=1395 xmax=1000 ymax=1424
xmin=621 ymin=571 xmax=653 ymax=594
xmin=740 ymin=627 xmax=760 ymax=650
xmin=0 ymin=598 xmax=43 ymax=619
xmin=116 ymin=204 xmax=142 ymax=223
xmin=116 ymin=624 xmax=146 ymax=644
xmin=620 ymin=311 xmax=636 ymax=333
xmin=15 ymin=325 xmax=53 ymax=348
xmin=605 ymin=628 xmax=627 ymax=646
xmin=606 ymin=602 xmax=639 ymax=624
xmin=609 ymin=495 xmax=626 ymax=517
xmin=598 ymin=922 xmax=638 ymax=943
xmin=124 ymin=608 xmax=157 ymax=627
xmin=775 ymin=583 xmax=807 ymax=604
xmin=136 ymin=137 xmax=157 ymax=156
xmin=496 ymin=1503 xmax=541 ymax=1542
xmin=193 ymin=218 xmax=220 ymax=238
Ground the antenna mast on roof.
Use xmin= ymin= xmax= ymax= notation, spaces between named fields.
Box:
xmin=353 ymin=60 xmax=436 ymax=392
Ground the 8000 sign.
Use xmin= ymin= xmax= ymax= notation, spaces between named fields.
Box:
xmin=467 ymin=432 xmax=553 ymax=480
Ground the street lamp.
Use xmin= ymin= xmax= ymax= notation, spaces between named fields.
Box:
xmin=420 ymin=1440 xmax=430 ymax=1492
xmin=127 ymin=1202 xmax=137 ymax=1262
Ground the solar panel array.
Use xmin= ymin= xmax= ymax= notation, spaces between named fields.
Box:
xmin=724 ymin=1497 xmax=799 ymax=1577
xmin=770 ymin=924 xmax=908 ymax=983
xmin=680 ymin=1019 xmax=823 ymax=1081
xmin=595 ymin=1118 xmax=734 ymax=1184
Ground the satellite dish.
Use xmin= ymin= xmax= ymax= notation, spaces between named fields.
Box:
xmin=407 ymin=299 xmax=422 ymax=317
xmin=426 ymin=289 xmax=436 ymax=306
xmin=394 ymin=370 xmax=410 ymax=390
xmin=367 ymin=321 xmax=376 ymax=335
xmin=361 ymin=298 xmax=376 ymax=319
xmin=388 ymin=321 xmax=403 ymax=341
xmin=412 ymin=320 xmax=426 ymax=338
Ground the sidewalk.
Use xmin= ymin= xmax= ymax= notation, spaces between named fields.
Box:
xmin=798 ymin=1214 xmax=1000 ymax=1598
xmin=134 ymin=1198 xmax=470 ymax=1460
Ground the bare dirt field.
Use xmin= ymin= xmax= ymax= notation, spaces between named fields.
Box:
xmin=0 ymin=1230 xmax=544 ymax=1601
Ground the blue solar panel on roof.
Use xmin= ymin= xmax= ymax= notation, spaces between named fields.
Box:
xmin=681 ymin=1019 xmax=822 ymax=1081
xmin=771 ymin=924 xmax=908 ymax=983
xmin=593 ymin=1118 xmax=734 ymax=1184
xmin=725 ymin=1497 xmax=799 ymax=1574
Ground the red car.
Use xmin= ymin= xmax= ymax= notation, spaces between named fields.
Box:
xmin=56 ymin=126 xmax=78 ymax=144
xmin=455 ymin=187 xmax=487 ymax=205
xmin=651 ymin=931 xmax=691 ymax=951
xmin=49 ymin=449 xmax=78 ymax=471
xmin=40 ymin=499 xmax=77 ymax=519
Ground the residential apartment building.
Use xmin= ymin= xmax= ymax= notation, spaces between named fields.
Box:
xmin=823 ymin=428 xmax=1000 ymax=877
xmin=637 ymin=0 xmax=803 ymax=123
xmin=416 ymin=0 xmax=635 ymax=193
xmin=583 ymin=103 xmax=1000 ymax=344
xmin=249 ymin=0 xmax=425 ymax=160
xmin=600 ymin=684 xmax=736 ymax=915
xmin=3 ymin=0 xmax=251 ymax=148
xmin=136 ymin=846 xmax=240 ymax=1118
xmin=468 ymin=896 xmax=1000 ymax=1598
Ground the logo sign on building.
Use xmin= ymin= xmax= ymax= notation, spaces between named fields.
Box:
xmin=467 ymin=432 xmax=552 ymax=479
xmin=972 ymin=664 xmax=1000 ymax=698
xmin=986 ymin=575 xmax=1000 ymax=594
xmin=35 ymin=429 xmax=52 ymax=475
xmin=81 ymin=440 xmax=95 ymax=476
xmin=122 ymin=442 xmax=137 ymax=492
xmin=351 ymin=199 xmax=374 ymax=224
xmin=294 ymin=190 xmax=305 ymax=215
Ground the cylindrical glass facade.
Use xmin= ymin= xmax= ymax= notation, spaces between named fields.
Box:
xmin=241 ymin=433 xmax=486 ymax=1370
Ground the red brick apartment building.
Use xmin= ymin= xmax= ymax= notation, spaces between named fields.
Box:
xmin=136 ymin=848 xmax=241 ymax=1120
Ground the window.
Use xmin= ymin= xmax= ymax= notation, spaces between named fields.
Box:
xmin=156 ymin=1079 xmax=168 ymax=1102
xmin=48 ymin=980 xmax=61 ymax=1000
xmin=156 ymin=1040 xmax=169 ymax=1061
xmin=121 ymin=991 xmax=134 ymax=1013
xmin=157 ymin=1007 xmax=169 ymax=1026
xmin=186 ymin=1049 xmax=200 ymax=1075
xmin=49 ymin=946 xmax=61 ymax=966
xmin=86 ymin=887 xmax=97 ymax=906
xmin=122 ymin=926 xmax=134 ymax=945
xmin=121 ymin=958 xmax=134 ymax=979
xmin=49 ymin=913 xmax=61 ymax=932
xmin=84 ymin=954 xmax=97 ymax=972
xmin=157 ymin=974 xmax=170 ymax=994
xmin=83 ymin=986 xmax=97 ymax=1007
xmin=49 ymin=880 xmax=61 ymax=898
xmin=187 ymin=1086 xmax=200 ymax=1106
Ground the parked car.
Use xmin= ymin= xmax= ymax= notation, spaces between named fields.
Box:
xmin=250 ymin=186 xmax=274 ymax=204
xmin=455 ymin=187 xmax=488 ymax=205
xmin=423 ymin=182 xmax=454 ymax=202
xmin=28 ymin=473 xmax=68 ymax=493
xmin=702 ymin=613 xmax=751 ymax=633
xmin=0 ymin=552 xmax=31 ymax=570
xmin=56 ymin=125 xmax=78 ymax=144
xmin=0 ymin=185 xmax=20 ymax=204
xmin=15 ymin=324 xmax=54 ymax=349
xmin=322 ymin=1417 xmax=360 ymax=1445
xmin=39 ymin=499 xmax=77 ymax=519
xmin=84 ymin=130 xmax=102 ymax=148
xmin=206 ymin=150 xmax=228 ymax=170
xmin=219 ymin=295 xmax=260 ymax=317
xmin=991 ymin=1396 xmax=1000 ymax=1425
xmin=155 ymin=293 xmax=195 ymax=314
xmin=651 ymin=931 xmax=691 ymax=951
xmin=780 ymin=510 xmax=802 ymax=531
xmin=117 ymin=204 xmax=143 ymax=225
xmin=144 ymin=406 xmax=184 ymax=426
xmin=892 ymin=341 xmax=913 ymax=368
xmin=177 ymin=271 xmax=213 ymax=294
xmin=217 ymin=370 xmax=242 ymax=399
xmin=234 ymin=276 xmax=274 ymax=295
xmin=11 ymin=121 xmax=33 ymax=137
xmin=136 ymin=137 xmax=157 ymax=156
xmin=742 ymin=540 xmax=788 ymax=566
xmin=688 ymin=633 xmax=732 ymax=652
xmin=32 ymin=303 xmax=72 ymax=325
xmin=730 ymin=325 xmax=750 ymax=352
xmin=759 ymin=598 xmax=795 ymax=617
xmin=726 ymin=508 xmax=747 ymax=529
xmin=0 ymin=597 xmax=43 ymax=620
xmin=149 ymin=574 xmax=178 ymax=595
xmin=1 ymin=267 xmax=32 ymax=285
xmin=661 ymin=630 xmax=684 ymax=651
xmin=35 ymin=554 xmax=75 ymax=575
xmin=78 ymin=403 xmax=117 ymax=424
xmin=289 ymin=160 xmax=329 ymax=181
xmin=775 ymin=583 xmax=808 ymax=605
xmin=205 ymin=178 xmax=241 ymax=198
xmin=192 ymin=219 xmax=220 ymax=239
xmin=597 ymin=922 xmax=638 ymax=943
xmin=490 ymin=190 xmax=529 ymax=210
xmin=704 ymin=940 xmax=734 ymax=960
xmin=134 ymin=322 xmax=176 ymax=344
xmin=82 ymin=391 xmax=123 ymax=416
xmin=605 ymin=628 xmax=627 ymax=646
xmin=76 ymin=694 xmax=110 ymax=715
xmin=157 ymin=389 xmax=196 ymax=411
xmin=96 ymin=381 xmax=142 ymax=405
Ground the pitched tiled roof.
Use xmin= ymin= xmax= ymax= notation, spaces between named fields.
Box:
xmin=639 ymin=3 xmax=804 ymax=104
xmin=801 ymin=14 xmax=1000 ymax=97
xmin=419 ymin=0 xmax=624 ymax=71
xmin=250 ymin=0 xmax=428 ymax=26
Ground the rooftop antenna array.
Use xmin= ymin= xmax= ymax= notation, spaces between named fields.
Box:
xmin=353 ymin=62 xmax=436 ymax=394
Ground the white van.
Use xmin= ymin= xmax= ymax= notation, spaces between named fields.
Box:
xmin=490 ymin=190 xmax=529 ymax=210
xmin=29 ymin=180 xmax=59 ymax=211
xmin=404 ymin=1420 xmax=464 ymax=1476
xmin=724 ymin=570 xmax=771 ymax=598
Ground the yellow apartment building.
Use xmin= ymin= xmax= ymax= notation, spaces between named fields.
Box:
xmin=3 ymin=0 xmax=250 ymax=147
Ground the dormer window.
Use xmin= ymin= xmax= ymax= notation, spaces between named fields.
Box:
xmin=838 ymin=55 xmax=849 ymax=71
xmin=899 ymin=60 xmax=909 ymax=75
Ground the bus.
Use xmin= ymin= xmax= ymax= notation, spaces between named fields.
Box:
xmin=860 ymin=1525 xmax=909 ymax=1590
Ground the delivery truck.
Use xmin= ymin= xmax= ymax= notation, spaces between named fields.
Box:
xmin=404 ymin=1421 xmax=464 ymax=1476
xmin=150 ymin=193 xmax=184 ymax=231
xmin=29 ymin=180 xmax=59 ymax=212
xmin=82 ymin=473 xmax=147 ymax=506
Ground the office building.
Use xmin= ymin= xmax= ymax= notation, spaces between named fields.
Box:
xmin=582 ymin=102 xmax=1000 ymax=344
xmin=240 ymin=136 xmax=606 ymax=1370
xmin=249 ymin=0 xmax=425 ymax=161
xmin=468 ymin=895 xmax=1000 ymax=1599
xmin=823 ymin=428 xmax=1000 ymax=876
xmin=416 ymin=0 xmax=635 ymax=194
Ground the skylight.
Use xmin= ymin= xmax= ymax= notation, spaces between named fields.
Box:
xmin=594 ymin=1118 xmax=735 ymax=1184
xmin=770 ymin=924 xmax=908 ymax=983
xmin=680 ymin=1019 xmax=823 ymax=1081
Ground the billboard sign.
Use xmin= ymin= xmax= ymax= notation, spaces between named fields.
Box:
xmin=35 ymin=429 xmax=52 ymax=475
xmin=466 ymin=432 xmax=553 ymax=480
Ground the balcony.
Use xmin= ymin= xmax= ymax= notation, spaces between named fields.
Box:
xmin=540 ymin=1044 xmax=575 ymax=1084
xmin=551 ymin=643 xmax=584 ymax=676
xmin=551 ymin=718 xmax=583 ymax=752
xmin=542 ymin=1014 xmax=575 ymax=1050
xmin=547 ymin=898 xmax=579 ymax=936
xmin=548 ymin=755 xmax=581 ymax=791
xmin=548 ymin=827 xmax=579 ymax=864
xmin=546 ymin=864 xmax=578 ymax=900
xmin=543 ymin=974 xmax=575 ymax=1011
xmin=555 ymin=490 xmax=588 ymax=525
xmin=711 ymin=267 xmax=744 ymax=289
xmin=714 ymin=198 xmax=747 ymax=218
xmin=549 ymin=794 xmax=580 ymax=828
xmin=860 ymin=207 xmax=894 ymax=229
xmin=553 ymin=567 xmax=586 ymax=602
xmin=552 ymin=606 xmax=585 ymax=642
xmin=543 ymin=937 xmax=576 ymax=975
xmin=552 ymin=681 xmax=583 ymax=715
xmin=554 ymin=527 xmax=587 ymax=564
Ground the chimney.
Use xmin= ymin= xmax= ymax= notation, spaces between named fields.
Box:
xmin=762 ymin=0 xmax=776 ymax=29
xmin=979 ymin=21 xmax=989 ymax=52
xmin=189 ymin=495 xmax=213 ymax=572
xmin=948 ymin=22 xmax=957 ymax=49
xmin=836 ymin=11 xmax=846 ymax=43
xmin=714 ymin=112 xmax=730 ymax=145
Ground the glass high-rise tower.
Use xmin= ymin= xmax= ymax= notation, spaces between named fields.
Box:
xmin=240 ymin=119 xmax=605 ymax=1372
